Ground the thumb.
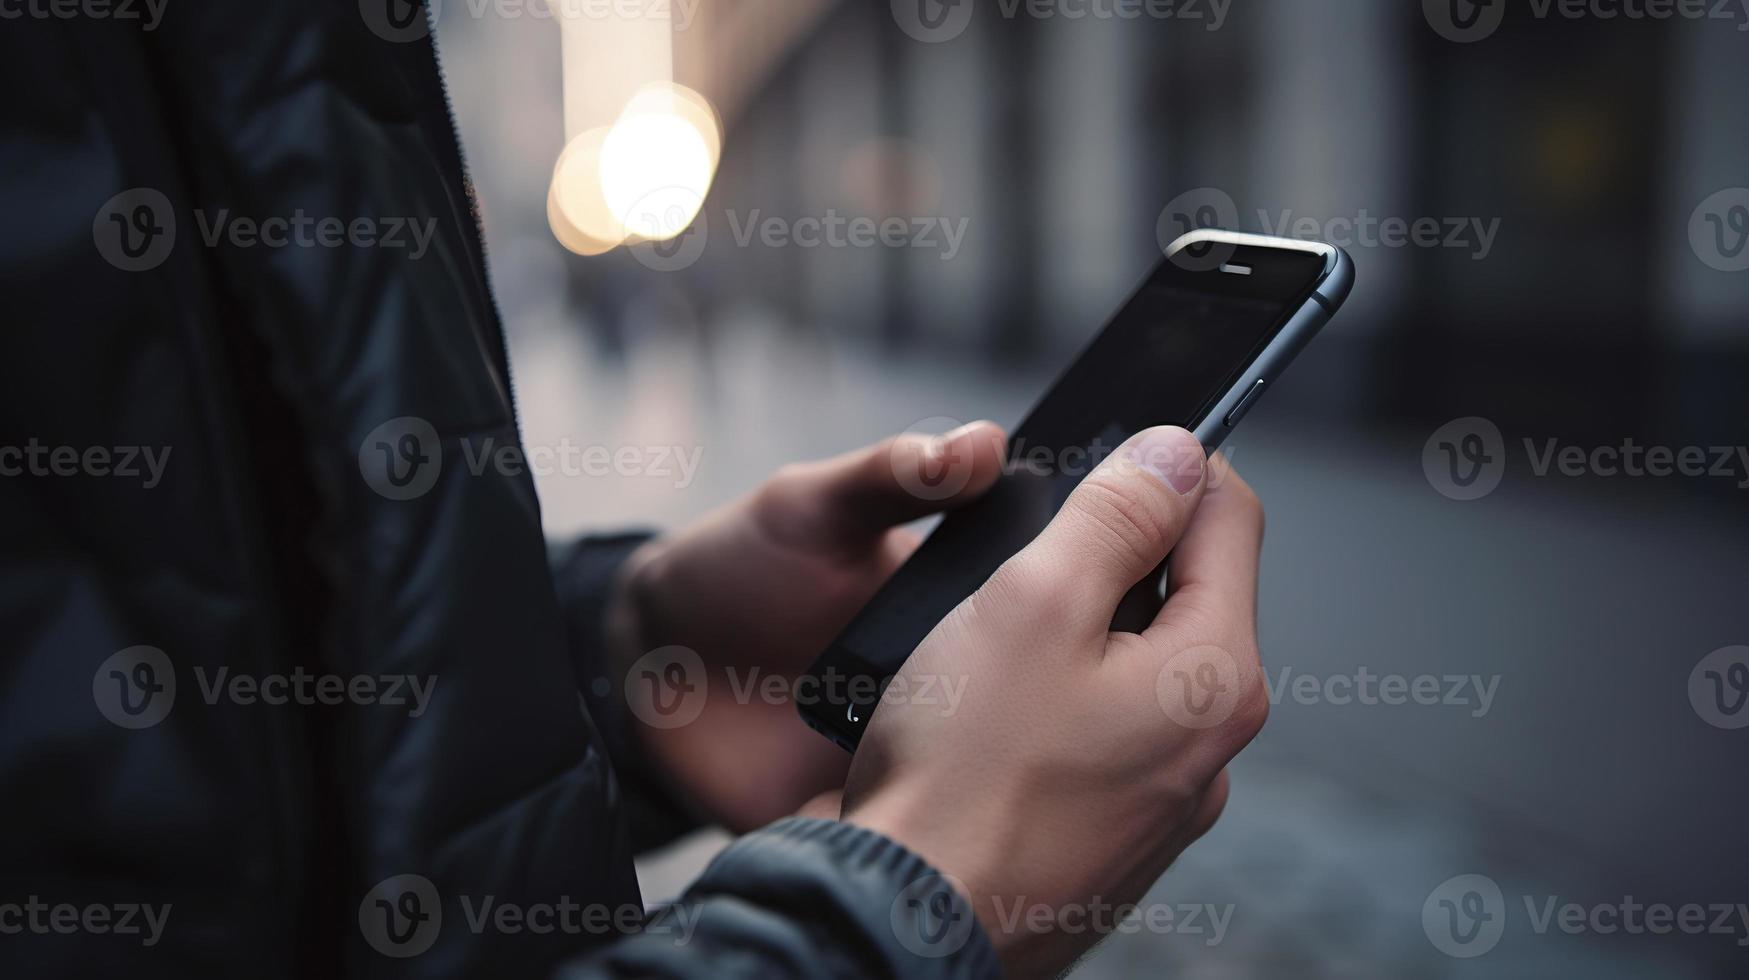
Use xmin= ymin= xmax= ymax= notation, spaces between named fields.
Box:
xmin=1011 ymin=426 xmax=1207 ymax=632
xmin=760 ymin=422 xmax=1008 ymax=550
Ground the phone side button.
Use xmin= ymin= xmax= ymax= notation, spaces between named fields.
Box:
xmin=1223 ymin=379 xmax=1267 ymax=427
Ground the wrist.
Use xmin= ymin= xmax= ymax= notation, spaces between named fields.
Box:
xmin=847 ymin=777 xmax=1084 ymax=975
xmin=603 ymin=537 xmax=666 ymax=674
xmin=843 ymin=783 xmax=996 ymax=929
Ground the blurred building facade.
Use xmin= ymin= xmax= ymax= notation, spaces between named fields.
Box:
xmin=524 ymin=1 xmax=1749 ymax=461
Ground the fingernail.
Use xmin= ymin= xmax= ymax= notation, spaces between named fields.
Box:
xmin=931 ymin=422 xmax=987 ymax=462
xmin=1128 ymin=427 xmax=1204 ymax=495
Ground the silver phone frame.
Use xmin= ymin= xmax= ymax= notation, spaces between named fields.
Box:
xmin=1164 ymin=229 xmax=1354 ymax=453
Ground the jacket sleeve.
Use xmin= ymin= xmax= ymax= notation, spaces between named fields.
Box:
xmin=549 ymin=533 xmax=704 ymax=853
xmin=546 ymin=542 xmax=1003 ymax=979
xmin=560 ymin=817 xmax=1002 ymax=980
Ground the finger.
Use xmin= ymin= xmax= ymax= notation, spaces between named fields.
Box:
xmin=761 ymin=421 xmax=1008 ymax=549
xmin=1150 ymin=453 xmax=1264 ymax=640
xmin=1002 ymin=426 xmax=1207 ymax=634
xmin=878 ymin=527 xmax=926 ymax=573
xmin=796 ymin=788 xmax=844 ymax=821
xmin=1138 ymin=456 xmax=1268 ymax=777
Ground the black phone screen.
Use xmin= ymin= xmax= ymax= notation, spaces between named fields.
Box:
xmin=805 ymin=244 xmax=1329 ymax=745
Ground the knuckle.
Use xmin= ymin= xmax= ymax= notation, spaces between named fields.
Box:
xmin=756 ymin=463 xmax=818 ymax=517
xmin=1162 ymin=589 xmax=1225 ymax=639
xmin=1227 ymin=473 xmax=1261 ymax=511
xmin=1233 ymin=481 xmax=1265 ymax=535
xmin=979 ymin=551 xmax=1075 ymax=623
xmin=1227 ymin=672 xmax=1271 ymax=742
xmin=1209 ymin=462 xmax=1264 ymax=534
xmin=1151 ymin=772 xmax=1204 ymax=812
xmin=1186 ymin=799 xmax=1226 ymax=841
xmin=874 ymin=433 xmax=914 ymax=472
xmin=752 ymin=462 xmax=813 ymax=516
xmin=1071 ymin=475 xmax=1173 ymax=570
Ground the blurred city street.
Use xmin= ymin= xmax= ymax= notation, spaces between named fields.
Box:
xmin=436 ymin=3 xmax=1749 ymax=974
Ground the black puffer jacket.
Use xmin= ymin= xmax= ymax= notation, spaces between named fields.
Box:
xmin=0 ymin=4 xmax=996 ymax=977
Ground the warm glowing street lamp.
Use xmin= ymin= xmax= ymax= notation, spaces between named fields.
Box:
xmin=545 ymin=0 xmax=722 ymax=255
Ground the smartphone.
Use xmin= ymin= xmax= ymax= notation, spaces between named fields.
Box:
xmin=799 ymin=230 xmax=1354 ymax=751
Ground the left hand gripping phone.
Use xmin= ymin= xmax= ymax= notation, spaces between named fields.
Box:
xmin=800 ymin=229 xmax=1354 ymax=751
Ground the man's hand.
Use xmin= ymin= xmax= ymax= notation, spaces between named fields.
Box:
xmin=610 ymin=422 xmax=1009 ymax=832
xmin=840 ymin=425 xmax=1268 ymax=977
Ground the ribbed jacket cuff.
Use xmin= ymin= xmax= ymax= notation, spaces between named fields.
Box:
xmin=692 ymin=817 xmax=1001 ymax=979
xmin=550 ymin=532 xmax=700 ymax=852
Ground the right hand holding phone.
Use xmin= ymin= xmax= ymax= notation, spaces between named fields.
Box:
xmin=840 ymin=425 xmax=1269 ymax=977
